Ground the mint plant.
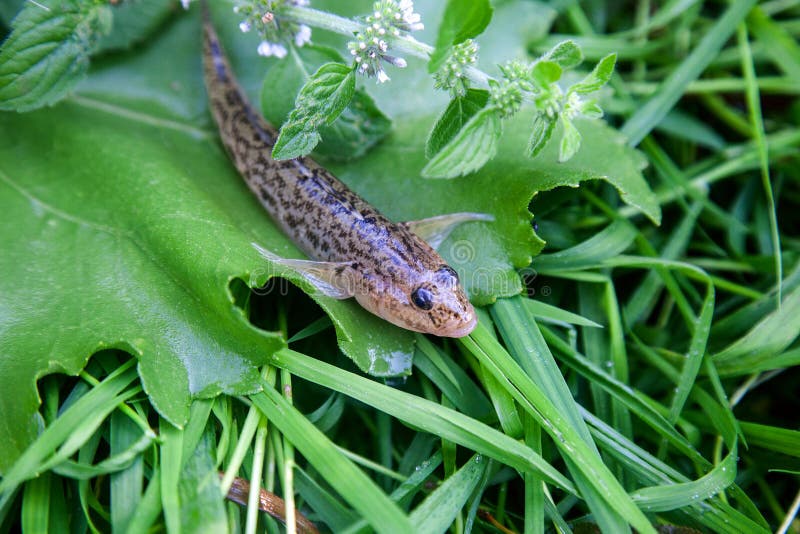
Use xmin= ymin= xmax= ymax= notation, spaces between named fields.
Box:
xmin=219 ymin=0 xmax=617 ymax=171
xmin=0 ymin=0 xmax=616 ymax=175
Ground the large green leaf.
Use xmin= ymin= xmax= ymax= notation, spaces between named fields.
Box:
xmin=96 ymin=0 xmax=174 ymax=53
xmin=0 ymin=2 xmax=658 ymax=471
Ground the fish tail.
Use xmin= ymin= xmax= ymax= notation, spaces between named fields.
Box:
xmin=201 ymin=1 xmax=232 ymax=87
xmin=201 ymin=1 xmax=278 ymax=165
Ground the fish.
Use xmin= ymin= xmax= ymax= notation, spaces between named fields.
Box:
xmin=202 ymin=9 xmax=491 ymax=337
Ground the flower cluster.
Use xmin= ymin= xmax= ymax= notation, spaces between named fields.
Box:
xmin=488 ymin=79 xmax=524 ymax=119
xmin=433 ymin=39 xmax=478 ymax=97
xmin=234 ymin=0 xmax=312 ymax=58
xmin=535 ymin=85 xmax=563 ymax=120
xmin=498 ymin=60 xmax=534 ymax=92
xmin=347 ymin=0 xmax=423 ymax=83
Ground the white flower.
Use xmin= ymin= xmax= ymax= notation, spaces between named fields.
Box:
xmin=272 ymin=44 xmax=288 ymax=58
xmin=382 ymin=55 xmax=407 ymax=68
xmin=257 ymin=41 xmax=287 ymax=58
xmin=239 ymin=21 xmax=251 ymax=33
xmin=397 ymin=0 xmax=423 ymax=31
xmin=181 ymin=0 xmax=191 ymax=9
xmin=347 ymin=0 xmax=419 ymax=83
xmin=295 ymin=24 xmax=312 ymax=46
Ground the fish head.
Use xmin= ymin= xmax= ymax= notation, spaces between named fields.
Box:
xmin=355 ymin=264 xmax=477 ymax=338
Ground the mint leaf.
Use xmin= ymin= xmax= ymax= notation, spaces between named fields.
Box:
xmin=296 ymin=63 xmax=356 ymax=122
xmin=559 ymin=115 xmax=582 ymax=162
xmin=262 ymin=46 xmax=390 ymax=161
xmin=581 ymin=100 xmax=604 ymax=119
xmin=429 ymin=0 xmax=493 ymax=73
xmin=528 ymin=113 xmax=556 ymax=158
xmin=262 ymin=45 xmax=343 ymax=124
xmin=314 ymin=91 xmax=391 ymax=161
xmin=272 ymin=62 xmax=355 ymax=160
xmin=530 ymin=60 xmax=562 ymax=87
xmin=422 ymin=107 xmax=503 ymax=178
xmin=272 ymin=121 xmax=320 ymax=161
xmin=571 ymin=53 xmax=617 ymax=94
xmin=425 ymin=89 xmax=489 ymax=158
xmin=544 ymin=40 xmax=583 ymax=69
xmin=0 ymin=0 xmax=112 ymax=112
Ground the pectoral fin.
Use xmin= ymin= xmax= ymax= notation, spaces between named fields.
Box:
xmin=402 ymin=212 xmax=494 ymax=249
xmin=252 ymin=243 xmax=355 ymax=299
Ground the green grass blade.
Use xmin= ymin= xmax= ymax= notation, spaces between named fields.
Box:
xmin=0 ymin=361 xmax=139 ymax=502
xmin=413 ymin=335 xmax=493 ymax=421
xmin=181 ymin=399 xmax=215 ymax=468
xmin=178 ymin=431 xmax=227 ymax=534
xmin=630 ymin=448 xmax=737 ymax=512
xmin=125 ymin=468 xmax=163 ymax=534
xmin=287 ymin=316 xmax=333 ymax=343
xmin=623 ymin=202 xmax=703 ymax=325
xmin=408 ymin=454 xmax=487 ymax=534
xmin=250 ymin=384 xmax=415 ymax=534
xmin=583 ymin=409 xmax=769 ymax=533
xmin=295 ymin=467 xmax=359 ymax=531
xmin=341 ymin=453 xmax=444 ymax=534
xmin=160 ymin=419 xmax=183 ymax=534
xmin=524 ymin=298 xmax=602 ymax=328
xmin=305 ymin=392 xmax=346 ymax=433
xmin=667 ymin=278 xmax=714 ymax=424
xmin=747 ymin=7 xmax=800 ymax=81
xmin=269 ymin=348 xmax=575 ymax=492
xmin=391 ymin=452 xmax=442 ymax=507
xmin=621 ymin=0 xmax=758 ymax=145
xmin=738 ymin=21 xmax=782 ymax=306
xmin=490 ymin=298 xmax=594 ymax=441
xmin=462 ymin=318 xmax=655 ymax=533
xmin=482 ymin=364 xmax=525 ymax=438
xmin=75 ymin=431 xmax=104 ymax=534
xmin=110 ymin=411 xmax=145 ymax=534
xmin=713 ymin=282 xmax=800 ymax=374
xmin=579 ymin=281 xmax=614 ymax=428
xmin=52 ymin=428 xmax=154 ymax=480
xmin=20 ymin=471 xmax=50 ymax=534
xmin=740 ymin=422 xmax=800 ymax=458
xmin=534 ymin=219 xmax=638 ymax=271
xmin=540 ymin=326 xmax=706 ymax=463
xmin=523 ymin=416 xmax=546 ymax=534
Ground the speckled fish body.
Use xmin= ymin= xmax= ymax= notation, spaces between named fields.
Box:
xmin=202 ymin=17 xmax=478 ymax=337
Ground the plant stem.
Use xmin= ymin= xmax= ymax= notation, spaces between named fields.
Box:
xmin=627 ymin=76 xmax=800 ymax=95
xmin=281 ymin=368 xmax=297 ymax=534
xmin=280 ymin=5 xmax=492 ymax=87
xmin=246 ymin=416 xmax=269 ymax=534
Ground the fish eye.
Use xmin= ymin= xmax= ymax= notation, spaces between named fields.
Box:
xmin=411 ymin=286 xmax=434 ymax=310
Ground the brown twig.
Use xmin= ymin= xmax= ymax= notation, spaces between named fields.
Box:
xmin=225 ymin=475 xmax=320 ymax=534
xmin=478 ymin=509 xmax=518 ymax=534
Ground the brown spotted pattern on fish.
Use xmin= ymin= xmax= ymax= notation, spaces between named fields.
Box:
xmin=202 ymin=15 xmax=478 ymax=337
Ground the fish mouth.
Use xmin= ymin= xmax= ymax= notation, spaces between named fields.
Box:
xmin=436 ymin=313 xmax=478 ymax=338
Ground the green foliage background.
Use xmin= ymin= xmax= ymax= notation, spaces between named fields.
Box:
xmin=1 ymin=0 xmax=799 ymax=533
